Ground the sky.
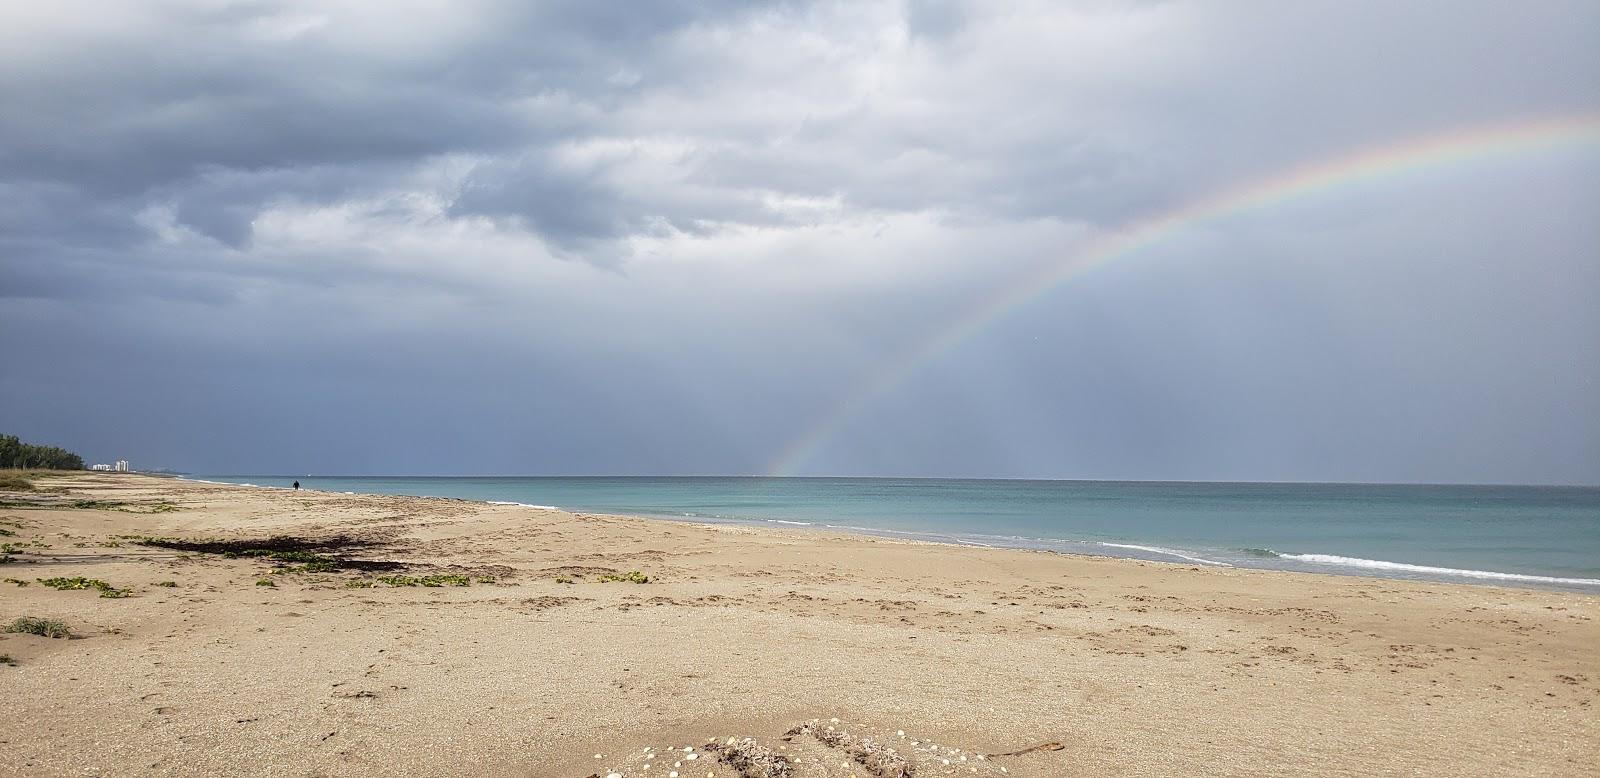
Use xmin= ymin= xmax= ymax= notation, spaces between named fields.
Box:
xmin=2 ymin=1 xmax=1597 ymax=483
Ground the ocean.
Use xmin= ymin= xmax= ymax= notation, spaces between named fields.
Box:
xmin=190 ymin=476 xmax=1600 ymax=591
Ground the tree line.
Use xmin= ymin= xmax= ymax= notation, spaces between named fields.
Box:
xmin=0 ymin=434 xmax=85 ymax=470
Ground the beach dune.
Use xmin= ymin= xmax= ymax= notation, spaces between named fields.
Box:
xmin=1 ymin=474 xmax=1594 ymax=776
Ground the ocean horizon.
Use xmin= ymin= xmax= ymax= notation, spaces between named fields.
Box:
xmin=189 ymin=475 xmax=1600 ymax=591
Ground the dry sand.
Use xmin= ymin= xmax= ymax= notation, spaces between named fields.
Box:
xmin=0 ymin=473 xmax=1594 ymax=777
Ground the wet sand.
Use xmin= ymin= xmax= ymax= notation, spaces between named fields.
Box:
xmin=1 ymin=473 xmax=1595 ymax=776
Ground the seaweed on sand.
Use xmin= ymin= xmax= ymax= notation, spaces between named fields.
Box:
xmin=136 ymin=535 xmax=404 ymax=571
xmin=784 ymin=721 xmax=915 ymax=778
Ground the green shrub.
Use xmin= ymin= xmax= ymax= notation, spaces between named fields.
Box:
xmin=5 ymin=616 xmax=70 ymax=638
xmin=154 ymin=581 xmax=177 ymax=588
xmin=0 ymin=474 xmax=34 ymax=491
xmin=598 ymin=570 xmax=649 ymax=584
xmin=37 ymin=576 xmax=131 ymax=598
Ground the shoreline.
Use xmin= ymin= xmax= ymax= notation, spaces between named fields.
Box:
xmin=180 ymin=474 xmax=1600 ymax=593
xmin=2 ymin=473 xmax=1595 ymax=776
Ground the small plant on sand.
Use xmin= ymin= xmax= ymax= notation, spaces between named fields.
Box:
xmin=5 ymin=616 xmax=70 ymax=638
xmin=0 ymin=528 xmax=13 ymax=536
xmin=37 ymin=576 xmax=95 ymax=590
xmin=0 ymin=654 xmax=14 ymax=666
xmin=4 ymin=577 xmax=27 ymax=586
xmin=598 ymin=570 xmax=649 ymax=584
xmin=37 ymin=576 xmax=131 ymax=598
xmin=255 ymin=578 xmax=276 ymax=587
xmin=345 ymin=579 xmax=376 ymax=588
xmin=0 ymin=474 xmax=34 ymax=491
xmin=377 ymin=574 xmax=470 ymax=587
xmin=154 ymin=580 xmax=177 ymax=587
xmin=224 ymin=548 xmax=328 ymax=563
xmin=111 ymin=502 xmax=178 ymax=514
xmin=554 ymin=576 xmax=574 ymax=584
xmin=476 ymin=576 xmax=496 ymax=584
xmin=270 ymin=559 xmax=337 ymax=575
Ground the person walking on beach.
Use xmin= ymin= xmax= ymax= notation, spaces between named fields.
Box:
xmin=292 ymin=480 xmax=300 ymax=490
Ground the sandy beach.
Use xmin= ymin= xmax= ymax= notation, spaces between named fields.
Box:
xmin=0 ymin=472 xmax=1594 ymax=777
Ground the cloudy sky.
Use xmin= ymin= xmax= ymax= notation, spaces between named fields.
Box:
xmin=2 ymin=1 xmax=1597 ymax=483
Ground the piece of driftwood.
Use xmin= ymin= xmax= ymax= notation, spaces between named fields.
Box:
xmin=985 ymin=741 xmax=1066 ymax=757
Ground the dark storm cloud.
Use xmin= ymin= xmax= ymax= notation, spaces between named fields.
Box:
xmin=1 ymin=1 xmax=1596 ymax=482
xmin=0 ymin=1 xmax=764 ymax=254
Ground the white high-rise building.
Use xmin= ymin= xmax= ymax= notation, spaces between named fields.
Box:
xmin=114 ymin=460 xmax=130 ymax=472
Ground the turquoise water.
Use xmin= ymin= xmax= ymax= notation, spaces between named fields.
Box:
xmin=192 ymin=476 xmax=1600 ymax=590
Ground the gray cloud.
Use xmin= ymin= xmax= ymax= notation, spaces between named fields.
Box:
xmin=1 ymin=1 xmax=1596 ymax=482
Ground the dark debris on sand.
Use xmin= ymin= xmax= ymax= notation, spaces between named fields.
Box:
xmin=706 ymin=736 xmax=795 ymax=778
xmin=137 ymin=535 xmax=406 ymax=571
xmin=785 ymin=721 xmax=915 ymax=778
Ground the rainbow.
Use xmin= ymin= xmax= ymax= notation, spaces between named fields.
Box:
xmin=768 ymin=113 xmax=1600 ymax=476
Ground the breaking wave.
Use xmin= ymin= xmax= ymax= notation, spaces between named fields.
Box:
xmin=1278 ymin=553 xmax=1600 ymax=587
xmin=1238 ymin=547 xmax=1282 ymax=558
xmin=1097 ymin=542 xmax=1232 ymax=567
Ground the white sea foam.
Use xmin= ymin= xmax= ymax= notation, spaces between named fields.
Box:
xmin=768 ymin=519 xmax=813 ymax=526
xmin=1279 ymin=553 xmax=1600 ymax=587
xmin=1097 ymin=542 xmax=1233 ymax=567
xmin=487 ymin=500 xmax=560 ymax=510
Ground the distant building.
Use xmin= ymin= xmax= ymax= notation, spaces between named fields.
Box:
xmin=91 ymin=463 xmax=112 ymax=471
xmin=114 ymin=460 xmax=130 ymax=472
